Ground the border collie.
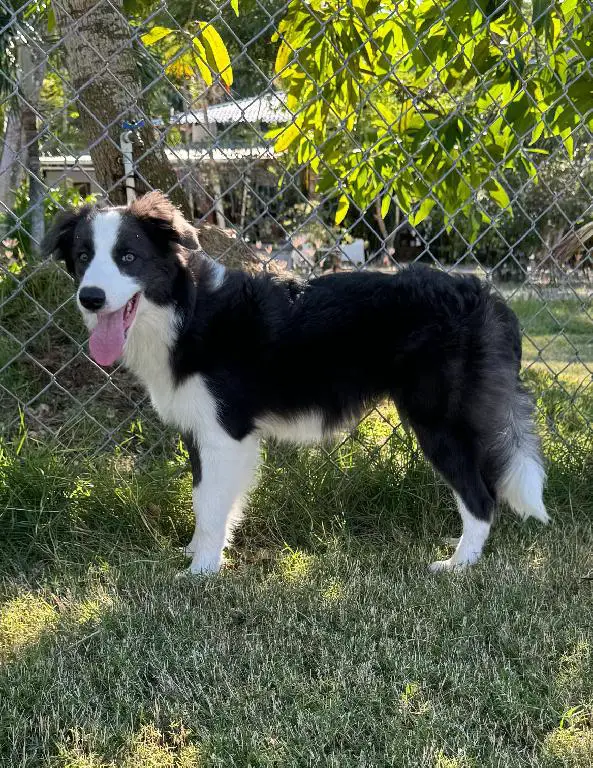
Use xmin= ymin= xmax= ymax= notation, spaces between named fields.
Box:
xmin=42 ymin=191 xmax=548 ymax=575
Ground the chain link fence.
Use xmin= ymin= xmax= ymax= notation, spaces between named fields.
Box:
xmin=1 ymin=0 xmax=592 ymax=468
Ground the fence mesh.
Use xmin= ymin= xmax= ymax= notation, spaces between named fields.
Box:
xmin=1 ymin=0 xmax=592 ymax=469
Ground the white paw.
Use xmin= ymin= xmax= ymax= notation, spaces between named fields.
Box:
xmin=189 ymin=559 xmax=221 ymax=576
xmin=174 ymin=567 xmax=196 ymax=581
xmin=428 ymin=558 xmax=470 ymax=573
xmin=174 ymin=562 xmax=220 ymax=581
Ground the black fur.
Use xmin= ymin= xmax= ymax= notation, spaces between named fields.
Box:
xmin=40 ymin=205 xmax=93 ymax=274
xmin=183 ymin=432 xmax=202 ymax=486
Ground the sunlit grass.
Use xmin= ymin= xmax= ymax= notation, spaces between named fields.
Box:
xmin=543 ymin=708 xmax=593 ymax=768
xmin=0 ymin=594 xmax=57 ymax=658
xmin=55 ymin=723 xmax=203 ymax=768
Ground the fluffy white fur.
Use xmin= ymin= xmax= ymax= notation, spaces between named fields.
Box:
xmin=498 ymin=441 xmax=549 ymax=523
xmin=187 ymin=435 xmax=260 ymax=572
xmin=123 ymin=298 xmax=260 ymax=574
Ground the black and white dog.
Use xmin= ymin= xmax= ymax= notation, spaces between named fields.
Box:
xmin=43 ymin=191 xmax=548 ymax=574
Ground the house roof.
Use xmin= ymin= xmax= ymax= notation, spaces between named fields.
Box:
xmin=40 ymin=145 xmax=277 ymax=171
xmin=173 ymin=92 xmax=292 ymax=126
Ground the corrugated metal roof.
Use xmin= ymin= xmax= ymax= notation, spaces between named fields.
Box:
xmin=173 ymin=92 xmax=292 ymax=126
xmin=40 ymin=146 xmax=276 ymax=170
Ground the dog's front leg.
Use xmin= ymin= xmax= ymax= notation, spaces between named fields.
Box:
xmin=183 ymin=430 xmax=260 ymax=574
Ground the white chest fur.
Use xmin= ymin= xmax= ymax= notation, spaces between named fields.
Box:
xmin=123 ymin=299 xmax=220 ymax=438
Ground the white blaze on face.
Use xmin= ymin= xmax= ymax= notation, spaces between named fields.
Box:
xmin=78 ymin=210 xmax=140 ymax=313
xmin=78 ymin=210 xmax=142 ymax=368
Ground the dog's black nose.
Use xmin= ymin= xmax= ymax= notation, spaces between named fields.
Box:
xmin=79 ymin=286 xmax=106 ymax=311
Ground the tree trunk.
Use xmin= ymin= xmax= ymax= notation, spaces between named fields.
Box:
xmin=374 ymin=196 xmax=397 ymax=264
xmin=201 ymin=100 xmax=225 ymax=228
xmin=22 ymin=104 xmax=45 ymax=245
xmin=239 ymin=168 xmax=250 ymax=232
xmin=0 ymin=35 xmax=46 ymax=245
xmin=53 ymin=0 xmax=190 ymax=216
xmin=0 ymin=110 xmax=23 ymax=238
xmin=19 ymin=40 xmax=46 ymax=247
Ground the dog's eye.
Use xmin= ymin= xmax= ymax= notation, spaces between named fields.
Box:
xmin=121 ymin=252 xmax=135 ymax=263
xmin=78 ymin=252 xmax=89 ymax=263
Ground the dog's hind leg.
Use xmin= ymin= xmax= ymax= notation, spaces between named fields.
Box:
xmin=413 ymin=425 xmax=495 ymax=572
xmin=430 ymin=493 xmax=492 ymax=572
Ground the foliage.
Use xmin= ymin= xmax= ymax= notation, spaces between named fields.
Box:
xmin=136 ymin=0 xmax=286 ymax=95
xmin=137 ymin=0 xmax=287 ymax=109
xmin=0 ymin=0 xmax=53 ymax=99
xmin=39 ymin=68 xmax=87 ymax=150
xmin=421 ymin=135 xmax=593 ymax=271
xmin=141 ymin=22 xmax=233 ymax=91
xmin=271 ymin=0 xmax=593 ymax=235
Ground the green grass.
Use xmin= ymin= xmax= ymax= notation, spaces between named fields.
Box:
xmin=512 ymin=296 xmax=593 ymax=369
xmin=1 ymin=274 xmax=593 ymax=766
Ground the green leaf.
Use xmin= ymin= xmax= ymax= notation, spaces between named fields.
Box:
xmin=335 ymin=194 xmax=350 ymax=225
xmin=165 ymin=46 xmax=205 ymax=81
xmin=531 ymin=119 xmax=546 ymax=144
xmin=409 ymin=197 xmax=435 ymax=226
xmin=47 ymin=6 xmax=56 ymax=34
xmin=380 ymin=193 xmax=391 ymax=219
xmin=485 ymin=178 xmax=510 ymax=209
xmin=441 ymin=119 xmax=461 ymax=152
xmin=141 ymin=26 xmax=173 ymax=46
xmin=561 ymin=0 xmax=579 ymax=22
xmin=189 ymin=37 xmax=213 ymax=85
xmin=274 ymin=123 xmax=301 ymax=153
xmin=231 ymin=0 xmax=239 ymax=16
xmin=275 ymin=41 xmax=292 ymax=74
xmin=198 ymin=23 xmax=233 ymax=88
xmin=532 ymin=0 xmax=552 ymax=34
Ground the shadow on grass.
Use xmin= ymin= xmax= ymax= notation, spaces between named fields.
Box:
xmin=0 ymin=424 xmax=452 ymax=582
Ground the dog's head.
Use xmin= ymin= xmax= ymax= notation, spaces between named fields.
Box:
xmin=43 ymin=191 xmax=194 ymax=367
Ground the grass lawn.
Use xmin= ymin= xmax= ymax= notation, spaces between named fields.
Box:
xmin=1 ymin=271 xmax=592 ymax=767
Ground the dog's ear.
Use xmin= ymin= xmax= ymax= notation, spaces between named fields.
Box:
xmin=41 ymin=207 xmax=90 ymax=275
xmin=128 ymin=191 xmax=199 ymax=252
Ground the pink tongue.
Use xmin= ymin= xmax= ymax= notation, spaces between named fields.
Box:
xmin=89 ymin=307 xmax=126 ymax=367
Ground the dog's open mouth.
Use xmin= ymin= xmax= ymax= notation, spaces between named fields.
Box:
xmin=89 ymin=292 xmax=141 ymax=367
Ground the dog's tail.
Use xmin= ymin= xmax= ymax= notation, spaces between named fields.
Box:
xmin=496 ymin=384 xmax=549 ymax=523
